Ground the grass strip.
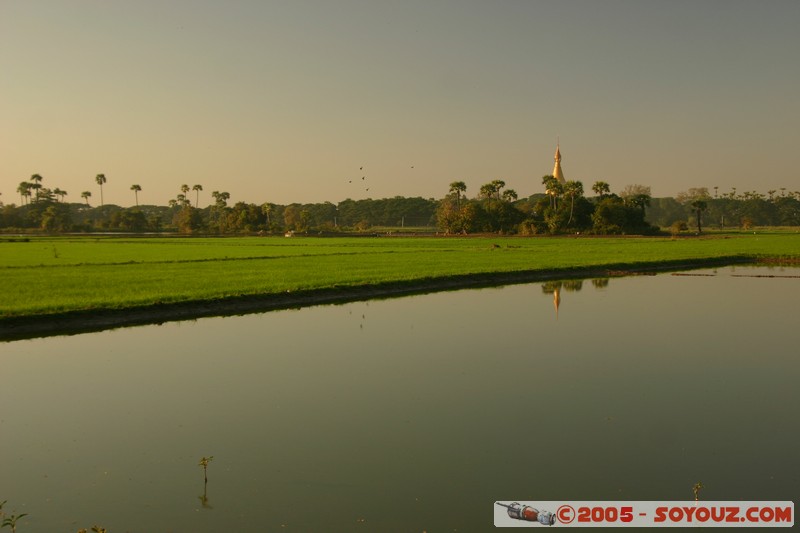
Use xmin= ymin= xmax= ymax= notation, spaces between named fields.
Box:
xmin=1 ymin=233 xmax=798 ymax=338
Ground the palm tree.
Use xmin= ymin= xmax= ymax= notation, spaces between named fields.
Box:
xmin=181 ymin=184 xmax=190 ymax=196
xmin=53 ymin=187 xmax=67 ymax=202
xmin=95 ymin=174 xmax=107 ymax=206
xmin=479 ymin=182 xmax=497 ymax=200
xmin=501 ymin=189 xmax=518 ymax=202
xmin=448 ymin=181 xmax=467 ymax=209
xmin=81 ymin=191 xmax=92 ymax=206
xmin=211 ymin=191 xmax=229 ymax=208
xmin=30 ymin=174 xmax=43 ymax=202
xmin=490 ymin=179 xmax=506 ymax=200
xmin=17 ymin=182 xmax=31 ymax=205
xmin=691 ymin=199 xmax=708 ymax=233
xmin=192 ymin=184 xmax=203 ymax=207
xmin=563 ymin=180 xmax=584 ymax=225
xmin=592 ymin=180 xmax=610 ymax=199
xmin=542 ymin=175 xmax=562 ymax=209
xmin=131 ymin=184 xmax=142 ymax=206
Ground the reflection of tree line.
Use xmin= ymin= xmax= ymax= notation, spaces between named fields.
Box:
xmin=541 ymin=278 xmax=610 ymax=293
xmin=541 ymin=278 xmax=609 ymax=317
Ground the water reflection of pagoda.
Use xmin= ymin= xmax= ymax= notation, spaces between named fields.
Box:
xmin=541 ymin=280 xmax=582 ymax=319
xmin=553 ymin=285 xmax=560 ymax=318
xmin=540 ymin=279 xmax=609 ymax=318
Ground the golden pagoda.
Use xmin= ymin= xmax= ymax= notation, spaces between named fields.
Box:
xmin=553 ymin=142 xmax=565 ymax=185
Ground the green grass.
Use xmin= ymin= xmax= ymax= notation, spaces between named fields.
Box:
xmin=1 ymin=233 xmax=798 ymax=318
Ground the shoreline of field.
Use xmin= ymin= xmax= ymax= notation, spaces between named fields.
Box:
xmin=0 ymin=255 xmax=775 ymax=341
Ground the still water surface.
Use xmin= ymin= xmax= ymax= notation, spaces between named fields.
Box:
xmin=1 ymin=265 xmax=798 ymax=531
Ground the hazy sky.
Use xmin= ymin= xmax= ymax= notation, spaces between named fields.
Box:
xmin=2 ymin=0 xmax=799 ymax=207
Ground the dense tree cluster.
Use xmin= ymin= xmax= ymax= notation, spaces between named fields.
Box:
xmin=2 ymin=175 xmax=799 ymax=235
xmin=437 ymin=177 xmax=655 ymax=235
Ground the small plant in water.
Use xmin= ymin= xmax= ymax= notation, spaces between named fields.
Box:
xmin=197 ymin=456 xmax=214 ymax=509
xmin=199 ymin=456 xmax=214 ymax=484
xmin=2 ymin=512 xmax=29 ymax=533
xmin=692 ymin=481 xmax=704 ymax=501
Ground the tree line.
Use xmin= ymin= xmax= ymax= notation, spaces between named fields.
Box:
xmin=2 ymin=174 xmax=799 ymax=234
xmin=647 ymin=187 xmax=800 ymax=231
xmin=2 ymin=174 xmax=439 ymax=233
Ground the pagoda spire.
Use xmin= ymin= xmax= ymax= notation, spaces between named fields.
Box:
xmin=552 ymin=139 xmax=565 ymax=185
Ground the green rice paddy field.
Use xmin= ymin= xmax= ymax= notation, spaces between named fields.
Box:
xmin=1 ymin=233 xmax=798 ymax=319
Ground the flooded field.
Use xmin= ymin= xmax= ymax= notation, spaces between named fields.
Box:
xmin=1 ymin=265 xmax=797 ymax=531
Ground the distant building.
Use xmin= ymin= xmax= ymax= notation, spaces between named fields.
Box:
xmin=552 ymin=143 xmax=566 ymax=185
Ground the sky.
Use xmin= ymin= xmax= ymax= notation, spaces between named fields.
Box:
xmin=2 ymin=0 xmax=799 ymax=208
